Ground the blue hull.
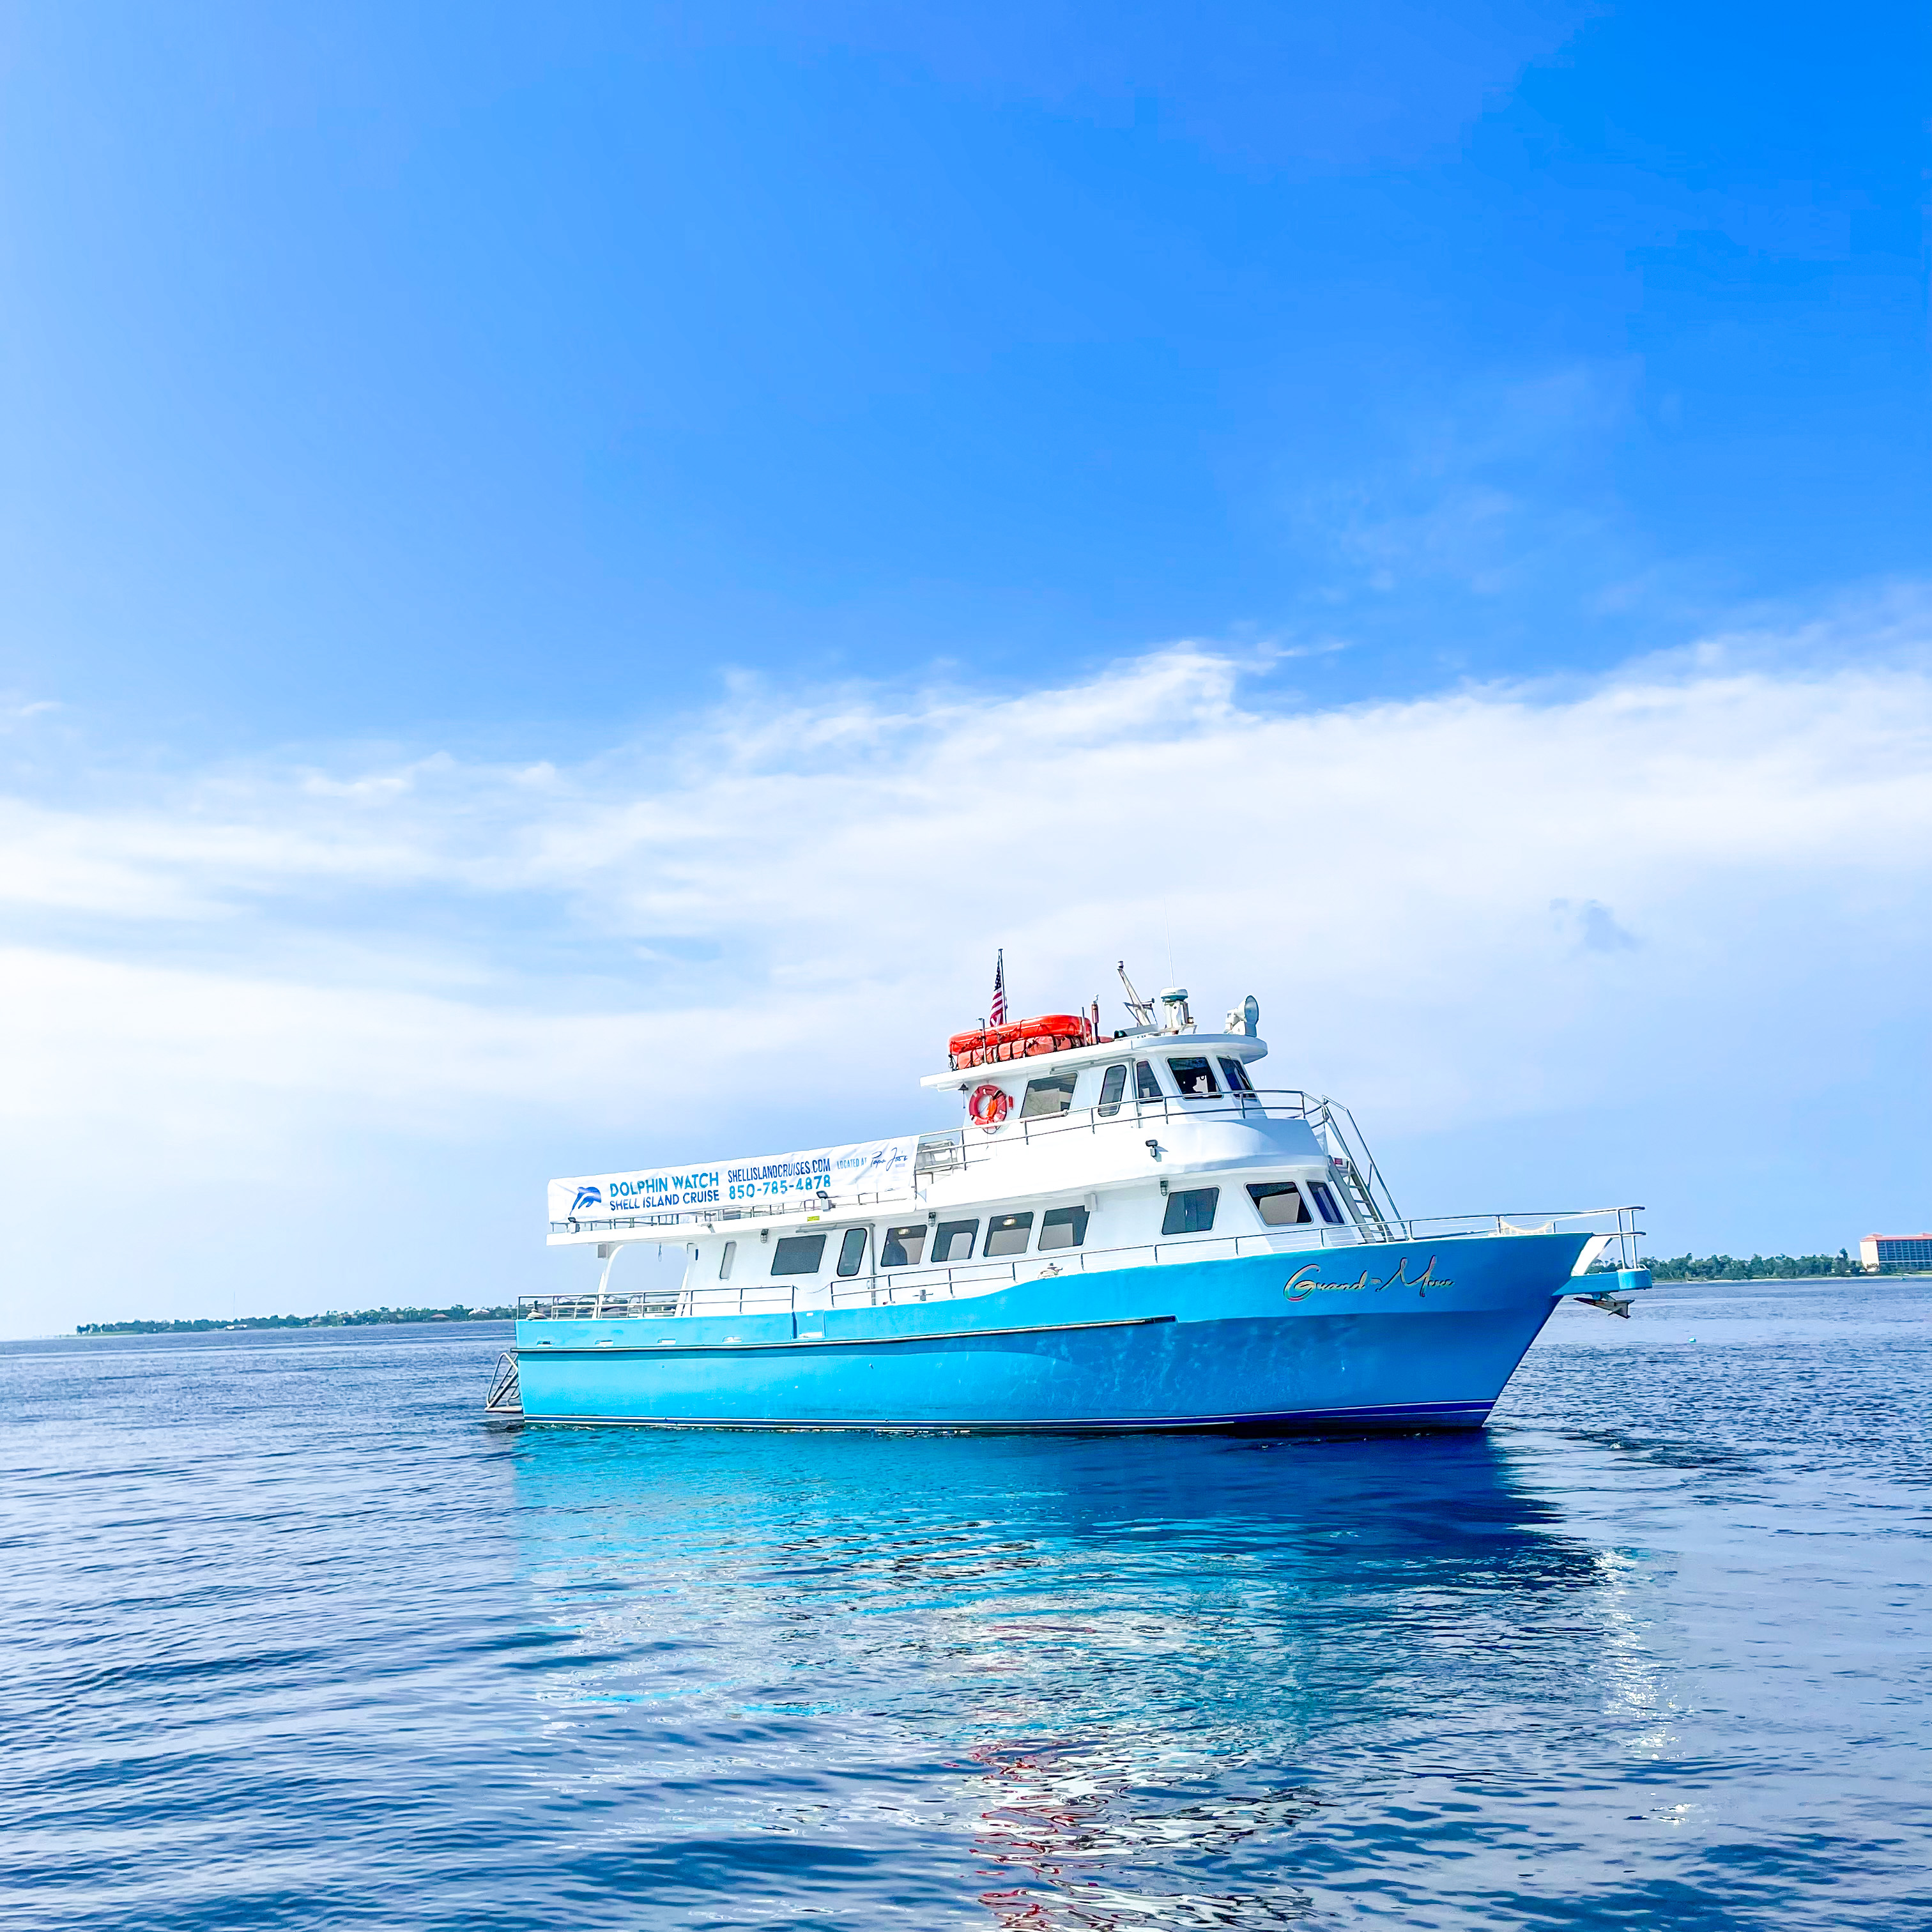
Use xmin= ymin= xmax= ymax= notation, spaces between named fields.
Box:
xmin=512 ymin=1232 xmax=1588 ymax=1432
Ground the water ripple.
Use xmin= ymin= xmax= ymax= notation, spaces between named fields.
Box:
xmin=1 ymin=1280 xmax=1926 ymax=1929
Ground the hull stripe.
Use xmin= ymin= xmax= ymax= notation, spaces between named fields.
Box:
xmin=520 ymin=1312 xmax=1177 ymax=1355
xmin=514 ymin=1399 xmax=1495 ymax=1433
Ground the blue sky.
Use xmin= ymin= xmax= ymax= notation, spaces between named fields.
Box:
xmin=1 ymin=3 xmax=1928 ymax=1329
xmin=7 ymin=1 xmax=1925 ymax=742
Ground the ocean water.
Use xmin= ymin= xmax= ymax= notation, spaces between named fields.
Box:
xmin=1 ymin=1278 xmax=1925 ymax=1931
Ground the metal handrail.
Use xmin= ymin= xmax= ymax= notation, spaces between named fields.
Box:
xmin=519 ymin=1204 xmax=1645 ymax=1321
xmin=548 ymin=1090 xmax=1336 ymax=1237
xmin=1303 ymin=1096 xmax=1404 ymax=1228
xmin=922 ymin=1086 xmax=1322 ymax=1160
xmin=484 ymin=1353 xmax=523 ymax=1411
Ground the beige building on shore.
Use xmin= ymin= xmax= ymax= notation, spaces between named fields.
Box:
xmin=1859 ymin=1234 xmax=1932 ymax=1273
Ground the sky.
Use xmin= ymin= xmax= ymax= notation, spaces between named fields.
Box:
xmin=2 ymin=2 xmax=1928 ymax=1333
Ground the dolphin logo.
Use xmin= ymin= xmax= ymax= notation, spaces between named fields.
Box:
xmin=571 ymin=1184 xmax=603 ymax=1213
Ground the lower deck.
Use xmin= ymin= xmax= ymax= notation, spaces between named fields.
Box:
xmin=504 ymin=1230 xmax=1632 ymax=1432
xmin=525 ymin=1206 xmax=1640 ymax=1326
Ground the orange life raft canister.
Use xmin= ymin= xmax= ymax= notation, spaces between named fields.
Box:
xmin=947 ymin=1011 xmax=1096 ymax=1069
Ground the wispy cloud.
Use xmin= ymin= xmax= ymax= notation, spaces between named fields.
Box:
xmin=1 ymin=696 xmax=62 ymax=730
xmin=4 ymin=592 xmax=1929 ymax=1329
xmin=1282 ymin=357 xmax=1738 ymax=655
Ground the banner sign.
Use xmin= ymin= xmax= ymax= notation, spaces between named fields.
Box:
xmin=549 ymin=1135 xmax=919 ymax=1225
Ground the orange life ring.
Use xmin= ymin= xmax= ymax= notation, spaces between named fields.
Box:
xmin=968 ymin=1082 xmax=1012 ymax=1130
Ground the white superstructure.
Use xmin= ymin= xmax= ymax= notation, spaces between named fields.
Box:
xmin=539 ymin=992 xmax=1469 ymax=1323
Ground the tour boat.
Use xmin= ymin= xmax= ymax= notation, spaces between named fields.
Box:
xmin=487 ymin=967 xmax=1648 ymax=1431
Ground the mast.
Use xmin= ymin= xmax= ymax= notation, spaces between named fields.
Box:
xmin=1116 ymin=960 xmax=1155 ymax=1029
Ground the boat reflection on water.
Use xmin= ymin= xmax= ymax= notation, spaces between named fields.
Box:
xmin=968 ymin=1735 xmax=1327 ymax=1927
xmin=505 ymin=1425 xmax=1635 ymax=1927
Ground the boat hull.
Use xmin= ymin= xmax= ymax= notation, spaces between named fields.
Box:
xmin=510 ymin=1231 xmax=1588 ymax=1432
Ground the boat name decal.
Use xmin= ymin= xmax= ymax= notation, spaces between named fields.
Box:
xmin=1284 ymin=1256 xmax=1454 ymax=1301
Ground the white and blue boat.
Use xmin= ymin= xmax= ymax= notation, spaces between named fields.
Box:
xmin=491 ymin=969 xmax=1647 ymax=1431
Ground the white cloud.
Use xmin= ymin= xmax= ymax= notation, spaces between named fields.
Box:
xmin=4 ymin=597 xmax=1930 ymax=1332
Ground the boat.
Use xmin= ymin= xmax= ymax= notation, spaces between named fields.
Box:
xmin=488 ymin=965 xmax=1648 ymax=1431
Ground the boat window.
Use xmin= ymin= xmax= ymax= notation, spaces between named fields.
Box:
xmin=881 ymin=1223 xmax=927 ymax=1267
xmin=1161 ymin=1187 xmax=1220 ymax=1236
xmin=1133 ymin=1061 xmax=1163 ymax=1101
xmin=1038 ymin=1205 xmax=1089 ymax=1250
xmin=932 ymin=1219 xmax=978 ymax=1263
xmin=719 ymin=1240 xmax=736 ymax=1280
xmin=1020 ymin=1075 xmax=1077 ymax=1119
xmin=1218 ymin=1057 xmax=1256 ymax=1095
xmin=771 ymin=1233 xmax=827 ymax=1276
xmin=1248 ymin=1182 xmax=1310 ymax=1226
xmin=836 ymin=1228 xmax=868 ymax=1276
xmin=986 ymin=1212 xmax=1034 ymax=1256
xmin=1097 ymin=1064 xmax=1128 ymax=1117
xmin=1308 ymin=1181 xmax=1347 ymax=1226
xmin=1167 ymin=1055 xmax=1218 ymax=1098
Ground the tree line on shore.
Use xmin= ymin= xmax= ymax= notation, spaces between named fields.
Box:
xmin=1634 ymin=1252 xmax=1871 ymax=1280
xmin=75 ymin=1305 xmax=518 ymax=1335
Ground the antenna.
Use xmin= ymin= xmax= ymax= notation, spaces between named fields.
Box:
xmin=1117 ymin=960 xmax=1154 ymax=1029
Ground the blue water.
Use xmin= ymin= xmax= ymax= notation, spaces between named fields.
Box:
xmin=2 ymin=1280 xmax=1926 ymax=1930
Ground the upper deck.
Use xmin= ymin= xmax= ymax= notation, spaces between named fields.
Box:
xmin=547 ymin=1029 xmax=1404 ymax=1246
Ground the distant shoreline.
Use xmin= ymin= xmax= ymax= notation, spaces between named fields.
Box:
xmin=1618 ymin=1252 xmax=1906 ymax=1283
xmin=75 ymin=1305 xmax=516 ymax=1335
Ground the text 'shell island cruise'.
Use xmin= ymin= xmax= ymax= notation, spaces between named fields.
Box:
xmin=486 ymin=963 xmax=1650 ymax=1430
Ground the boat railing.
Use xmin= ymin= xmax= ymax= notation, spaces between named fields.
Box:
xmin=549 ymin=1090 xmax=1373 ymax=1238
xmin=916 ymin=1088 xmax=1407 ymax=1236
xmin=1298 ymin=1096 xmax=1404 ymax=1234
xmin=919 ymin=1087 xmax=1322 ymax=1160
xmin=518 ymin=1204 xmax=1644 ymax=1321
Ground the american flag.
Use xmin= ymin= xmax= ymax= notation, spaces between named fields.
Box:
xmin=989 ymin=949 xmax=1006 ymax=1027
